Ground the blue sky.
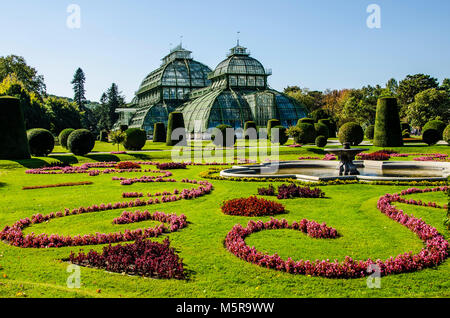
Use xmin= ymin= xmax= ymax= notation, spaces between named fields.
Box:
xmin=1 ymin=0 xmax=449 ymax=102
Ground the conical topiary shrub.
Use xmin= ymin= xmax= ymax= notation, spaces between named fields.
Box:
xmin=166 ymin=112 xmax=187 ymax=146
xmin=373 ymin=97 xmax=403 ymax=147
xmin=0 ymin=96 xmax=31 ymax=159
xmin=267 ymin=119 xmax=281 ymax=141
xmin=244 ymin=121 xmax=257 ymax=140
xmin=153 ymin=122 xmax=166 ymax=143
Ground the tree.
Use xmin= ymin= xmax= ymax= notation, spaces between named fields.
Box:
xmin=441 ymin=78 xmax=450 ymax=95
xmin=406 ymin=88 xmax=450 ymax=128
xmin=43 ymin=96 xmax=82 ymax=134
xmin=385 ymin=78 xmax=398 ymax=95
xmin=0 ymin=55 xmax=46 ymax=97
xmin=95 ymin=85 xmax=126 ymax=130
xmin=397 ymin=74 xmax=439 ymax=115
xmin=71 ymin=68 xmax=86 ymax=109
xmin=284 ymin=87 xmax=324 ymax=112
xmin=109 ymin=130 xmax=126 ymax=151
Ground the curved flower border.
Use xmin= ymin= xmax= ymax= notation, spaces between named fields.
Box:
xmin=225 ymin=186 xmax=449 ymax=278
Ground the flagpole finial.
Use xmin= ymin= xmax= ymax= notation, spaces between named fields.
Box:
xmin=237 ymin=31 xmax=240 ymax=46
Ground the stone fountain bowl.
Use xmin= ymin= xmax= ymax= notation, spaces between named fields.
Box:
xmin=220 ymin=160 xmax=450 ymax=182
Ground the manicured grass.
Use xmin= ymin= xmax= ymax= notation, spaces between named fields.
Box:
xmin=0 ymin=144 xmax=448 ymax=298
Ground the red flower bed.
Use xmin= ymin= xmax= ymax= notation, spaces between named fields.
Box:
xmin=156 ymin=162 xmax=187 ymax=170
xmin=276 ymin=184 xmax=325 ymax=199
xmin=221 ymin=196 xmax=285 ymax=216
xmin=225 ymin=186 xmax=449 ymax=278
xmin=69 ymin=238 xmax=185 ymax=279
xmin=257 ymin=185 xmax=275 ymax=196
xmin=116 ymin=161 xmax=141 ymax=169
xmin=22 ymin=181 xmax=93 ymax=190
xmin=357 ymin=151 xmax=391 ymax=161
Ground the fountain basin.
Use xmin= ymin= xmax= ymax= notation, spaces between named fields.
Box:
xmin=220 ymin=160 xmax=450 ymax=182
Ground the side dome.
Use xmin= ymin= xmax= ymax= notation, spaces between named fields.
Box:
xmin=212 ymin=45 xmax=266 ymax=77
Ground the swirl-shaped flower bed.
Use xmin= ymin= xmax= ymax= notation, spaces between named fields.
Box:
xmin=225 ymin=186 xmax=449 ymax=278
xmin=0 ymin=178 xmax=213 ymax=248
xmin=221 ymin=196 xmax=285 ymax=217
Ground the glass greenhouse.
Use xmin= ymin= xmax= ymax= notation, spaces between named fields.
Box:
xmin=115 ymin=44 xmax=308 ymax=136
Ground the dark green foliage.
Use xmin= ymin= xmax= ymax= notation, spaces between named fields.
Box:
xmin=422 ymin=129 xmax=440 ymax=146
xmin=373 ymin=97 xmax=403 ymax=147
xmin=244 ymin=121 xmax=257 ymax=140
xmin=123 ymin=128 xmax=147 ymax=151
xmin=58 ymin=128 xmax=75 ymax=149
xmin=67 ymin=129 xmax=95 ymax=156
xmin=270 ymin=126 xmax=289 ymax=145
xmin=0 ymin=96 xmax=30 ymax=159
xmin=267 ymin=119 xmax=281 ymax=140
xmin=293 ymin=123 xmax=316 ymax=144
xmin=99 ymin=130 xmax=109 ymax=142
xmin=314 ymin=122 xmax=329 ymax=139
xmin=338 ymin=122 xmax=364 ymax=146
xmin=443 ymin=125 xmax=450 ymax=145
xmin=401 ymin=122 xmax=411 ymax=132
xmin=423 ymin=120 xmax=446 ymax=139
xmin=153 ymin=122 xmax=166 ymax=143
xmin=27 ymin=128 xmax=54 ymax=156
xmin=310 ymin=109 xmax=329 ymax=122
xmin=166 ymin=112 xmax=187 ymax=146
xmin=365 ymin=125 xmax=375 ymax=140
xmin=71 ymin=68 xmax=86 ymax=109
xmin=212 ymin=124 xmax=236 ymax=147
xmin=319 ymin=118 xmax=337 ymax=138
xmin=315 ymin=135 xmax=328 ymax=148
xmin=298 ymin=118 xmax=315 ymax=125
xmin=119 ymin=125 xmax=128 ymax=132
xmin=402 ymin=130 xmax=410 ymax=138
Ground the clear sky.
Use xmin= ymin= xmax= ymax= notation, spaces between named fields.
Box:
xmin=1 ymin=0 xmax=449 ymax=102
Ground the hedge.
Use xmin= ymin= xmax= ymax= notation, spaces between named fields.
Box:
xmin=314 ymin=122 xmax=329 ymax=139
xmin=293 ymin=123 xmax=316 ymax=144
xmin=267 ymin=119 xmax=281 ymax=140
xmin=270 ymin=126 xmax=289 ymax=145
xmin=422 ymin=129 xmax=440 ymax=146
xmin=123 ymin=128 xmax=147 ymax=150
xmin=244 ymin=121 xmax=257 ymax=140
xmin=373 ymin=97 xmax=403 ymax=147
xmin=0 ymin=96 xmax=30 ymax=159
xmin=99 ymin=130 xmax=109 ymax=142
xmin=166 ymin=112 xmax=187 ymax=146
xmin=298 ymin=118 xmax=315 ymax=125
xmin=153 ymin=122 xmax=166 ymax=143
xmin=315 ymin=135 xmax=328 ymax=148
xmin=27 ymin=128 xmax=54 ymax=157
xmin=212 ymin=124 xmax=236 ymax=147
xmin=67 ymin=129 xmax=96 ymax=156
xmin=365 ymin=125 xmax=375 ymax=140
xmin=338 ymin=122 xmax=364 ymax=146
xmin=444 ymin=125 xmax=450 ymax=145
xmin=58 ymin=128 xmax=75 ymax=149
xmin=319 ymin=118 xmax=337 ymax=138
xmin=423 ymin=120 xmax=446 ymax=139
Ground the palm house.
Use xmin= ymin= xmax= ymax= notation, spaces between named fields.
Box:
xmin=115 ymin=43 xmax=308 ymax=136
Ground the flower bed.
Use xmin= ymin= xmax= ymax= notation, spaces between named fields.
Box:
xmin=224 ymin=186 xmax=449 ymax=278
xmin=258 ymin=184 xmax=325 ymax=199
xmin=22 ymin=181 xmax=93 ymax=190
xmin=221 ymin=196 xmax=285 ymax=217
xmin=116 ymin=161 xmax=141 ymax=169
xmin=357 ymin=151 xmax=391 ymax=161
xmin=0 ymin=178 xmax=213 ymax=248
xmin=69 ymin=238 xmax=185 ymax=279
xmin=156 ymin=162 xmax=187 ymax=170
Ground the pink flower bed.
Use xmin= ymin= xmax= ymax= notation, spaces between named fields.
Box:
xmin=0 ymin=178 xmax=213 ymax=248
xmin=225 ymin=186 xmax=449 ymax=278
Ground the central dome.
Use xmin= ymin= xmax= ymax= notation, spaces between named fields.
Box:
xmin=212 ymin=46 xmax=266 ymax=77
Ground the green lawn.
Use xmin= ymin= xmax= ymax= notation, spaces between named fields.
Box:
xmin=0 ymin=142 xmax=448 ymax=298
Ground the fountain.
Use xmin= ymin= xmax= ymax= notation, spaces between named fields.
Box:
xmin=325 ymin=142 xmax=369 ymax=176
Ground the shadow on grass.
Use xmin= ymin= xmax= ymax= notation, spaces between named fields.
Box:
xmin=10 ymin=158 xmax=54 ymax=168
xmin=48 ymin=155 xmax=79 ymax=165
xmin=127 ymin=153 xmax=154 ymax=160
xmin=0 ymin=182 xmax=7 ymax=188
xmin=84 ymin=154 xmax=120 ymax=162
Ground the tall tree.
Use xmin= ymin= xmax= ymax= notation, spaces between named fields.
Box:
xmin=0 ymin=55 xmax=46 ymax=97
xmin=71 ymin=68 xmax=86 ymax=109
xmin=106 ymin=83 xmax=125 ymax=129
xmin=406 ymin=88 xmax=450 ymax=128
xmin=397 ymin=74 xmax=439 ymax=116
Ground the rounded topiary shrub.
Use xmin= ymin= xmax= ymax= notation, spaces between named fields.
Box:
xmin=27 ymin=128 xmax=54 ymax=157
xmin=212 ymin=124 xmax=236 ymax=147
xmin=123 ymin=128 xmax=147 ymax=150
xmin=67 ymin=129 xmax=96 ymax=156
xmin=422 ymin=128 xmax=441 ymax=146
xmin=267 ymin=119 xmax=281 ymax=140
xmin=314 ymin=122 xmax=329 ymax=139
xmin=293 ymin=123 xmax=316 ymax=144
xmin=166 ymin=112 xmax=186 ymax=146
xmin=0 ymin=96 xmax=30 ymax=159
xmin=443 ymin=125 xmax=450 ymax=145
xmin=373 ymin=97 xmax=403 ymax=147
xmin=58 ymin=128 xmax=75 ymax=149
xmin=244 ymin=121 xmax=257 ymax=140
xmin=153 ymin=122 xmax=166 ymax=143
xmin=338 ymin=122 xmax=364 ymax=146
xmin=315 ymin=135 xmax=327 ymax=148
xmin=423 ymin=120 xmax=446 ymax=139
xmin=270 ymin=126 xmax=289 ymax=145
xmin=298 ymin=118 xmax=315 ymax=125
xmin=365 ymin=125 xmax=375 ymax=140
